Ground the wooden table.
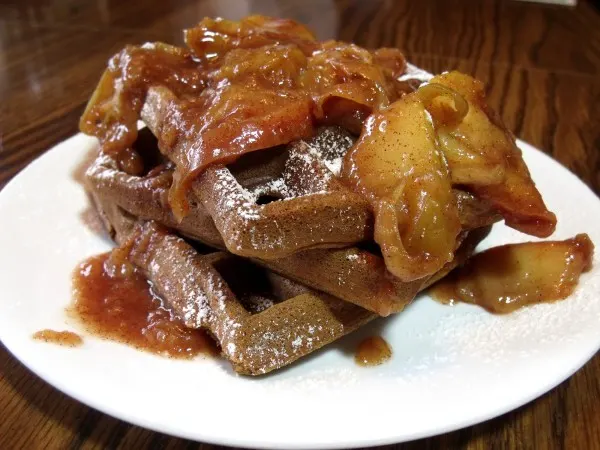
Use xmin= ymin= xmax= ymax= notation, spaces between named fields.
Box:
xmin=1 ymin=0 xmax=599 ymax=448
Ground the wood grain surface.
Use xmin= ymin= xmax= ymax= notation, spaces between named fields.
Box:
xmin=1 ymin=0 xmax=599 ymax=448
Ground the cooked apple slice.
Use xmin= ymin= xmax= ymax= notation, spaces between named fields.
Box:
xmin=342 ymin=93 xmax=461 ymax=282
xmin=427 ymin=72 xmax=556 ymax=237
xmin=431 ymin=234 xmax=594 ymax=314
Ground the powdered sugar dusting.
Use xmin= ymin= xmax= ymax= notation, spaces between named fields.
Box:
xmin=430 ymin=269 xmax=600 ymax=362
xmin=251 ymin=178 xmax=290 ymax=200
xmin=143 ymin=232 xmax=213 ymax=329
xmin=305 ymin=127 xmax=355 ymax=177
xmin=243 ymin=295 xmax=275 ymax=313
xmin=241 ymin=316 xmax=340 ymax=374
xmin=126 ymin=224 xmax=369 ymax=374
xmin=212 ymin=167 xmax=261 ymax=221
xmin=202 ymin=127 xmax=363 ymax=254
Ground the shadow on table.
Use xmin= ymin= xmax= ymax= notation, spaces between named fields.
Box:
xmin=0 ymin=340 xmax=565 ymax=450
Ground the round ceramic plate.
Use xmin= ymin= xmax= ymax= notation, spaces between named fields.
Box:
xmin=0 ymin=134 xmax=599 ymax=449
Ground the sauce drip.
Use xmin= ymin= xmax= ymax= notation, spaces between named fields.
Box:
xmin=430 ymin=234 xmax=594 ymax=314
xmin=33 ymin=329 xmax=83 ymax=347
xmin=71 ymin=252 xmax=217 ymax=358
xmin=355 ymin=336 xmax=392 ymax=366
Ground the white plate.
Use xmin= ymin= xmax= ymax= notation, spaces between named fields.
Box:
xmin=0 ymin=134 xmax=599 ymax=449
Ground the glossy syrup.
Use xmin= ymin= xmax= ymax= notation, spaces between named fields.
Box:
xmin=355 ymin=336 xmax=392 ymax=366
xmin=70 ymin=252 xmax=217 ymax=358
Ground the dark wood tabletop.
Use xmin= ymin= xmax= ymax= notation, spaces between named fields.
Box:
xmin=1 ymin=0 xmax=599 ymax=449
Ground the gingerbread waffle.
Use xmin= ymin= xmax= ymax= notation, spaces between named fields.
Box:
xmin=141 ymin=86 xmax=372 ymax=259
xmin=141 ymin=86 xmax=499 ymax=260
xmin=86 ymin=127 xmax=495 ymax=315
xmin=90 ymin=185 xmax=485 ymax=375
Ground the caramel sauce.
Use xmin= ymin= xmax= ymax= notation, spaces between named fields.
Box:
xmin=80 ymin=16 xmax=409 ymax=218
xmin=355 ymin=336 xmax=392 ymax=366
xmin=71 ymin=252 xmax=217 ymax=358
xmin=33 ymin=329 xmax=83 ymax=347
xmin=430 ymin=234 xmax=594 ymax=314
xmin=117 ymin=147 xmax=145 ymax=176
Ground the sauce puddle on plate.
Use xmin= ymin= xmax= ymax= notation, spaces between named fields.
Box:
xmin=355 ymin=336 xmax=392 ymax=366
xmin=69 ymin=252 xmax=218 ymax=358
xmin=32 ymin=329 xmax=83 ymax=347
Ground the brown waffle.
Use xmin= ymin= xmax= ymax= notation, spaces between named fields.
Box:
xmin=86 ymin=124 xmax=498 ymax=315
xmin=141 ymin=86 xmax=372 ymax=259
xmin=89 ymin=189 xmax=484 ymax=375
xmin=141 ymin=86 xmax=498 ymax=260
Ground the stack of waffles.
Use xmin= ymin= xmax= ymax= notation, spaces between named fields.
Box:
xmin=85 ymin=85 xmax=498 ymax=374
